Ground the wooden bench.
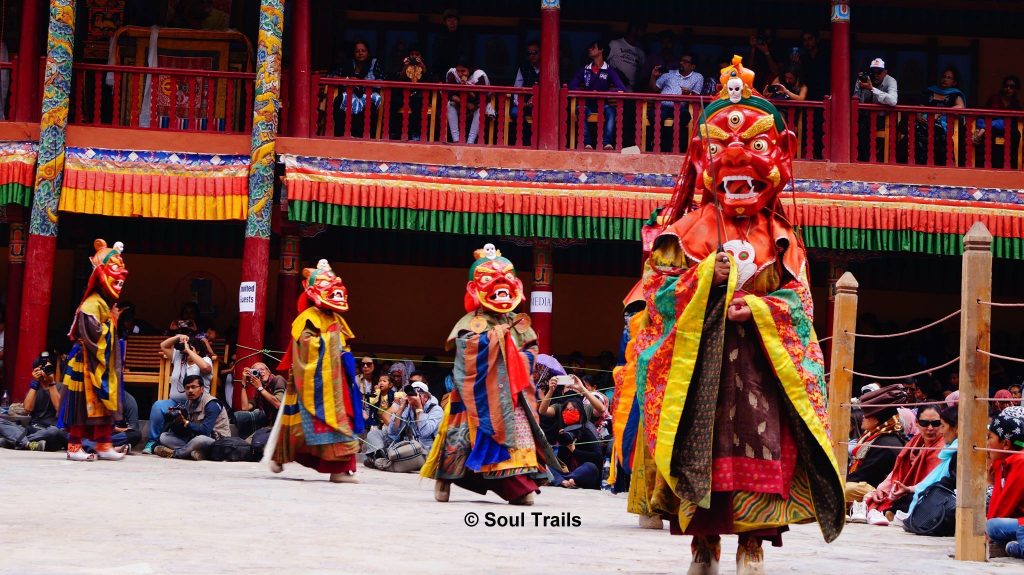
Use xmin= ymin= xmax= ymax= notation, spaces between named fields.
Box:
xmin=123 ymin=335 xmax=230 ymax=400
xmin=123 ymin=335 xmax=170 ymax=400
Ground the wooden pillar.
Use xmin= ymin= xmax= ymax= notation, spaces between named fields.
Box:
xmin=276 ymin=231 xmax=300 ymax=353
xmin=4 ymin=207 xmax=26 ymax=393
xmin=14 ymin=0 xmax=76 ymax=400
xmin=829 ymin=0 xmax=851 ymax=163
xmin=13 ymin=0 xmax=44 ymax=122
xmin=237 ymin=0 xmax=285 ymax=408
xmin=827 ymin=271 xmax=857 ymax=477
xmin=530 ymin=239 xmax=553 ymax=354
xmin=955 ymin=221 xmax=992 ymax=563
xmin=537 ymin=0 xmax=560 ymax=150
xmin=824 ymin=258 xmax=846 ymax=371
xmin=286 ymin=0 xmax=311 ymax=138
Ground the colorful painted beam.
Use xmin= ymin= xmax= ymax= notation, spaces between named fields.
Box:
xmin=282 ymin=155 xmax=1024 ymax=258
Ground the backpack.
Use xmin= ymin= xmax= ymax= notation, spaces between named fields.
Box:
xmin=206 ymin=436 xmax=258 ymax=462
xmin=249 ymin=427 xmax=271 ymax=460
xmin=903 ymin=482 xmax=957 ymax=537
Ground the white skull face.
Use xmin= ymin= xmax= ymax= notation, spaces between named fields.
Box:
xmin=727 ymin=77 xmax=744 ymax=103
xmin=483 ymin=243 xmax=497 ymax=259
xmin=722 ymin=239 xmax=757 ymax=288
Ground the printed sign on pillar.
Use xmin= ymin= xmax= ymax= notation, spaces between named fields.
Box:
xmin=239 ymin=281 xmax=257 ymax=313
xmin=531 ymin=291 xmax=553 ymax=313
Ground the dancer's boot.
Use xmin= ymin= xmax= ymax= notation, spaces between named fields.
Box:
xmin=686 ymin=535 xmax=721 ymax=575
xmin=736 ymin=536 xmax=766 ymax=575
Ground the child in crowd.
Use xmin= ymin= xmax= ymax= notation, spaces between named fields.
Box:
xmin=987 ymin=406 xmax=1024 ymax=558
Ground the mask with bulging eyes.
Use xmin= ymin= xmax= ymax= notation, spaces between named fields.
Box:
xmin=303 ymin=260 xmax=349 ymax=313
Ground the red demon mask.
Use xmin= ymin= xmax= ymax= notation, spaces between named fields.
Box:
xmin=465 ymin=244 xmax=524 ymax=314
xmin=302 ymin=259 xmax=349 ymax=313
xmin=88 ymin=239 xmax=128 ymax=300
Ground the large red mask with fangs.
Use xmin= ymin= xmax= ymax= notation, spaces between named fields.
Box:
xmin=303 ymin=262 xmax=349 ymax=313
xmin=690 ymin=105 xmax=797 ymax=218
xmin=466 ymin=257 xmax=524 ymax=314
xmin=87 ymin=239 xmax=128 ymax=301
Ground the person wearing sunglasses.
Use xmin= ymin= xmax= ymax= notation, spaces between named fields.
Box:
xmin=974 ymin=75 xmax=1022 ymax=168
xmin=861 ymin=405 xmax=946 ymax=526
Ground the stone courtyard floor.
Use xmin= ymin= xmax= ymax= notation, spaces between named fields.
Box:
xmin=0 ymin=449 xmax=1018 ymax=574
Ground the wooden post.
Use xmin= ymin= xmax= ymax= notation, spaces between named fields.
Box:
xmin=955 ymin=221 xmax=992 ymax=562
xmin=828 ymin=271 xmax=858 ymax=477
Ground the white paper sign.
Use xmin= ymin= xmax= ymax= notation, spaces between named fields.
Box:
xmin=530 ymin=291 xmax=553 ymax=313
xmin=239 ymin=281 xmax=257 ymax=313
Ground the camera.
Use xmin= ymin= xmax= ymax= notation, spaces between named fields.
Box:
xmin=557 ymin=428 xmax=579 ymax=445
xmin=756 ymin=35 xmax=767 ymax=45
xmin=33 ymin=352 xmax=56 ymax=376
xmin=857 ymin=71 xmax=870 ymax=83
xmin=166 ymin=406 xmax=187 ymax=421
xmin=766 ymin=84 xmax=782 ymax=95
xmin=403 ymin=384 xmax=417 ymax=396
xmin=249 ymin=368 xmax=263 ymax=380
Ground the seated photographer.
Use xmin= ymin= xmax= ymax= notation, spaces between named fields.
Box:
xmin=364 ymin=381 xmax=442 ymax=473
xmin=83 ymin=391 xmax=140 ymax=455
xmin=234 ymin=362 xmax=286 ymax=439
xmin=0 ymin=352 xmax=67 ymax=451
xmin=154 ymin=375 xmax=230 ymax=460
xmin=143 ymin=333 xmax=212 ymax=454
xmin=538 ymin=374 xmax=606 ymax=489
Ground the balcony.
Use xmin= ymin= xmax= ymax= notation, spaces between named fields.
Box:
xmin=68 ymin=63 xmax=255 ymax=134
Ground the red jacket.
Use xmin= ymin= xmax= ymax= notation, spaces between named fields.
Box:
xmin=988 ymin=451 xmax=1024 ymax=526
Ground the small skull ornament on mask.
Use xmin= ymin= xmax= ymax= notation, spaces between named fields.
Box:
xmin=727 ymin=77 xmax=744 ymax=103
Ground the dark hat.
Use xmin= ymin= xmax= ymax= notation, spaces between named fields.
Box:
xmin=990 ymin=406 xmax=1024 ymax=450
xmin=442 ymin=8 xmax=460 ymax=20
xmin=859 ymin=383 xmax=908 ymax=421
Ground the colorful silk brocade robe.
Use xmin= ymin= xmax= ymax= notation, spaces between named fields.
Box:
xmin=618 ymin=211 xmax=845 ymax=543
xmin=60 ymin=292 xmax=124 ymax=427
xmin=421 ymin=312 xmax=557 ymax=485
xmin=272 ymin=307 xmax=364 ymax=468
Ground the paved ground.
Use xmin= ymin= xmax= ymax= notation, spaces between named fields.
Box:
xmin=0 ymin=449 xmax=1018 ymax=575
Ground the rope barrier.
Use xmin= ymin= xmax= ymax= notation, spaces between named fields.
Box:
xmin=973 ymin=446 xmax=1024 ymax=456
xmin=843 ymin=309 xmax=960 ymax=339
xmin=818 ymin=336 xmax=832 ymax=343
xmin=977 ymin=299 xmax=1024 ymax=308
xmin=838 ymin=441 xmax=949 ymax=452
xmin=977 ymin=349 xmax=1024 ymax=364
xmin=840 ymin=399 xmax=951 ymax=409
xmin=843 ymin=356 xmax=960 ymax=380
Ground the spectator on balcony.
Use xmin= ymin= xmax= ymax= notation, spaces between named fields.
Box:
xmin=568 ymin=41 xmax=626 ymax=150
xmin=333 ymin=40 xmax=384 ymax=139
xmin=445 ymin=57 xmax=493 ymax=144
xmin=765 ymin=65 xmax=807 ymax=101
xmin=748 ymin=28 xmax=781 ymax=92
xmin=607 ymin=21 xmax=646 ymax=91
xmin=389 ymin=46 xmax=429 ymax=141
xmin=912 ymin=66 xmax=966 ymax=166
xmin=648 ymin=52 xmax=703 ymax=152
xmin=639 ymin=30 xmax=676 ymax=93
xmin=799 ymin=30 xmax=830 ymax=100
xmin=511 ymin=41 xmax=541 ymax=144
xmin=974 ymin=75 xmax=1021 ymax=168
xmin=433 ymin=8 xmax=470 ymax=78
xmin=855 ymin=58 xmax=898 ymax=162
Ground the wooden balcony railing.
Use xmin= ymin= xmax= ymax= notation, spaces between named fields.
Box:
xmin=560 ymin=88 xmax=829 ymax=159
xmin=312 ymin=75 xmax=539 ymax=148
xmin=70 ymin=63 xmax=255 ymax=133
xmin=854 ymin=101 xmax=1024 ymax=170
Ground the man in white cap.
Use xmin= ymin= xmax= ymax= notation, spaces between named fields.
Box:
xmin=855 ymin=57 xmax=899 ymax=161
xmin=364 ymin=380 xmax=442 ymax=473
xmin=855 ymin=57 xmax=898 ymax=106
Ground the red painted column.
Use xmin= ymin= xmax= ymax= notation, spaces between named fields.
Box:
xmin=829 ymin=0 xmax=851 ymax=163
xmin=287 ymin=0 xmax=311 ymax=138
xmin=4 ymin=208 xmax=26 ymax=394
xmin=14 ymin=236 xmax=56 ymax=399
xmin=537 ymin=1 xmax=560 ymax=150
xmin=276 ymin=232 xmax=300 ymax=353
xmin=530 ymin=240 xmax=553 ymax=354
xmin=13 ymin=0 xmax=43 ymax=122
xmin=236 ymin=236 xmax=270 ymax=407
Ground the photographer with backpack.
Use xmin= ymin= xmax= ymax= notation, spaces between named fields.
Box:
xmin=153 ymin=375 xmax=229 ymax=461
xmin=538 ymin=374 xmax=606 ymax=489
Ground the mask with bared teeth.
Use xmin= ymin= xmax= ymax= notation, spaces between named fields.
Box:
xmin=87 ymin=239 xmax=128 ymax=301
xmin=302 ymin=259 xmax=349 ymax=313
xmin=465 ymin=244 xmax=524 ymax=314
